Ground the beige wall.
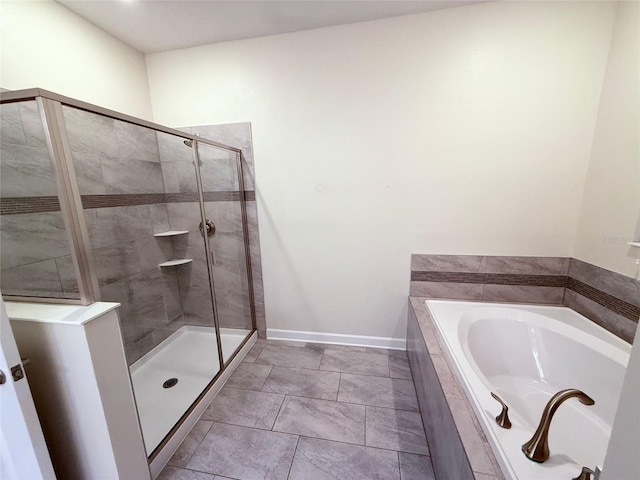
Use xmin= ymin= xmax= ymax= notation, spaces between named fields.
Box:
xmin=0 ymin=0 xmax=153 ymax=119
xmin=573 ymin=1 xmax=640 ymax=279
xmin=146 ymin=2 xmax=616 ymax=339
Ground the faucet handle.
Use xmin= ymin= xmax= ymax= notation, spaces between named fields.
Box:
xmin=572 ymin=466 xmax=601 ymax=480
xmin=490 ymin=392 xmax=512 ymax=429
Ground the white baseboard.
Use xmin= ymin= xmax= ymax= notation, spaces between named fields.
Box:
xmin=267 ymin=328 xmax=406 ymax=350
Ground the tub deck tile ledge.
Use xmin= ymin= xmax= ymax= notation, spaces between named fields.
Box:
xmin=408 ymin=296 xmax=505 ymax=480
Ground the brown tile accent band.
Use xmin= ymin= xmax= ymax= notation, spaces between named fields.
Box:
xmin=411 ymin=268 xmax=638 ymax=323
xmin=411 ymin=271 xmax=566 ymax=288
xmin=166 ymin=192 xmax=243 ymax=203
xmin=1 ymin=196 xmax=61 ymax=215
xmin=81 ymin=194 xmax=166 ymax=209
xmin=567 ymin=277 xmax=640 ymax=322
xmin=81 ymin=191 xmax=254 ymax=209
xmin=2 ymin=191 xmax=257 ymax=214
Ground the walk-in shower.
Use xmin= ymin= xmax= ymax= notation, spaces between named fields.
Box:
xmin=0 ymin=89 xmax=257 ymax=458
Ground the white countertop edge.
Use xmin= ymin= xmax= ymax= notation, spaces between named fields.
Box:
xmin=6 ymin=301 xmax=121 ymax=326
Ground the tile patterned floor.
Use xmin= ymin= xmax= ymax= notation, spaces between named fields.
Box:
xmin=158 ymin=340 xmax=436 ymax=480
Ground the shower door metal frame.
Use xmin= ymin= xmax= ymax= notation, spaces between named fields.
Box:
xmin=2 ymin=88 xmax=260 ymax=462
xmin=191 ymin=141 xmax=258 ymax=369
xmin=190 ymin=141 xmax=225 ymax=370
xmin=1 ymin=88 xmax=257 ymax=333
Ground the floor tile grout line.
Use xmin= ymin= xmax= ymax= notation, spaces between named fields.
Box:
xmin=164 ymin=464 xmax=220 ymax=478
xmin=255 ymin=361 xmax=323 ymax=372
xmin=320 ymin=367 xmax=393 ymax=378
xmin=258 ymin=364 xmax=275 ymax=392
xmin=364 ymin=404 xmax=368 ymax=448
xmin=221 ymin=383 xmax=342 ymax=404
xmin=294 ymin=434 xmax=433 ymax=457
xmin=319 ymin=347 xmax=326 ymax=371
xmin=263 ymin=390 xmax=421 ymax=413
xmin=320 ymin=368 xmax=391 ymax=377
xmin=182 ymin=420 xmax=214 ymax=470
xmin=173 ymin=458 xmax=226 ymax=478
xmin=286 ymin=435 xmax=302 ymax=480
xmin=271 ymin=393 xmax=289 ymax=431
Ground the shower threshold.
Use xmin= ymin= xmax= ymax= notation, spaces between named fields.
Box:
xmin=129 ymin=325 xmax=250 ymax=454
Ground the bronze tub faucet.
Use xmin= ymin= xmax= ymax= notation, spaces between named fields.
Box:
xmin=522 ymin=388 xmax=595 ymax=463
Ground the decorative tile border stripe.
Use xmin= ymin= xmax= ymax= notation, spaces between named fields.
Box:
xmin=169 ymin=192 xmax=243 ymax=203
xmin=484 ymin=273 xmax=566 ymax=287
xmin=567 ymin=277 xmax=640 ymax=322
xmin=81 ymin=194 xmax=166 ymax=209
xmin=81 ymin=191 xmax=254 ymax=209
xmin=411 ymin=271 xmax=566 ymax=288
xmin=2 ymin=191 xmax=257 ymax=214
xmin=410 ymin=255 xmax=639 ymax=341
xmin=0 ymin=196 xmax=61 ymax=215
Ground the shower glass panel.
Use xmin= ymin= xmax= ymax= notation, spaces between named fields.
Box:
xmin=1 ymin=90 xmax=256 ymax=462
xmin=196 ymin=141 xmax=253 ymax=361
xmin=0 ymin=100 xmax=81 ymax=299
xmin=61 ymin=106 xmax=224 ymax=455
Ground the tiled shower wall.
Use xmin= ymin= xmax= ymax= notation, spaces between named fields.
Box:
xmin=0 ymin=100 xmax=79 ymax=298
xmin=156 ymin=131 xmax=253 ymax=333
xmin=62 ymin=108 xmax=260 ymax=364
xmin=410 ymin=254 xmax=640 ymax=343
xmin=63 ymin=107 xmax=186 ymax=364
xmin=1 ymin=102 xmax=264 ymax=364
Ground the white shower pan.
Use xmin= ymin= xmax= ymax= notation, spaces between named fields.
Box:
xmin=129 ymin=326 xmax=250 ymax=454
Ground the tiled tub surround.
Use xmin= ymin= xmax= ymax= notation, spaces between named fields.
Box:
xmin=407 ymin=297 xmax=503 ymax=480
xmin=0 ymin=100 xmax=80 ymax=298
xmin=423 ymin=300 xmax=629 ymax=480
xmin=564 ymin=259 xmax=640 ymax=344
xmin=410 ymin=255 xmax=639 ymax=343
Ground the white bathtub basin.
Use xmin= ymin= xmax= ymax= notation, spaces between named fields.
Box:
xmin=426 ymin=300 xmax=631 ymax=480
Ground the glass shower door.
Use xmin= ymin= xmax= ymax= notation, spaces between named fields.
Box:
xmin=58 ymin=104 xmax=227 ymax=456
xmin=194 ymin=141 xmax=254 ymax=363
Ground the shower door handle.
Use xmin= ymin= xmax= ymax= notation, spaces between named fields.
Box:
xmin=199 ymin=220 xmax=216 ymax=238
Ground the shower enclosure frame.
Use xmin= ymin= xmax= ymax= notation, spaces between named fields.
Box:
xmin=1 ymin=89 xmax=258 ymax=457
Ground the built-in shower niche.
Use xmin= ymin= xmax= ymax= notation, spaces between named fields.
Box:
xmin=0 ymin=100 xmax=80 ymax=298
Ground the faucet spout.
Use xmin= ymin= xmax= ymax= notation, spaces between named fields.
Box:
xmin=522 ymin=388 xmax=594 ymax=463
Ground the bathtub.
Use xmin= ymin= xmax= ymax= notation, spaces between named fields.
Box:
xmin=425 ymin=300 xmax=631 ymax=480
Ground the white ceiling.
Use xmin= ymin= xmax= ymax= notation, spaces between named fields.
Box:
xmin=57 ymin=0 xmax=487 ymax=54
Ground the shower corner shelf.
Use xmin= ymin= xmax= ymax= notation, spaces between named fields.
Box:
xmin=628 ymin=242 xmax=640 ymax=248
xmin=158 ymin=259 xmax=193 ymax=268
xmin=154 ymin=230 xmax=189 ymax=237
